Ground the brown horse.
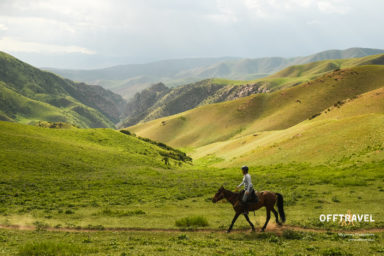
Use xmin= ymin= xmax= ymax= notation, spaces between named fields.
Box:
xmin=212 ymin=186 xmax=285 ymax=233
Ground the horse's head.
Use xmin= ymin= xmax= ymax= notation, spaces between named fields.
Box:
xmin=212 ymin=185 xmax=225 ymax=203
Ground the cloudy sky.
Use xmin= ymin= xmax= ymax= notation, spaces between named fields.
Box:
xmin=0 ymin=0 xmax=383 ymax=69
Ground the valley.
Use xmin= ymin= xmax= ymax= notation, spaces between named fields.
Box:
xmin=0 ymin=49 xmax=383 ymax=255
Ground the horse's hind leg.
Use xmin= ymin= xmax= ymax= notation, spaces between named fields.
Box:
xmin=271 ymin=208 xmax=282 ymax=225
xmin=261 ymin=209 xmax=271 ymax=232
xmin=243 ymin=213 xmax=255 ymax=232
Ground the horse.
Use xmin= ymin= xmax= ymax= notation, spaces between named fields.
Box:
xmin=212 ymin=185 xmax=285 ymax=233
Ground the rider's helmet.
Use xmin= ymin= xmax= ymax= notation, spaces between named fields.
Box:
xmin=241 ymin=165 xmax=249 ymax=173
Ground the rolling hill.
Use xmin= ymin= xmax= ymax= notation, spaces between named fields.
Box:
xmin=0 ymin=51 xmax=127 ymax=128
xmin=121 ymin=54 xmax=384 ymax=127
xmin=0 ymin=121 xmax=189 ymax=173
xmin=46 ymin=47 xmax=384 ymax=99
xmin=127 ymin=65 xmax=384 ymax=166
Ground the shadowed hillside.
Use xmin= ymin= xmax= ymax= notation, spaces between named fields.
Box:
xmin=46 ymin=47 xmax=384 ymax=98
xmin=0 ymin=51 xmax=126 ymax=128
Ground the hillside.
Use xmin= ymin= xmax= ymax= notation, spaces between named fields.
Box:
xmin=121 ymin=54 xmax=384 ymax=127
xmin=128 ymin=65 xmax=384 ymax=165
xmin=46 ymin=47 xmax=384 ymax=99
xmin=0 ymin=121 xmax=190 ymax=173
xmin=0 ymin=51 xmax=126 ymax=128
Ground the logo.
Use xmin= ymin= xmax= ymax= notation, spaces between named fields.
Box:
xmin=319 ymin=210 xmax=375 ymax=226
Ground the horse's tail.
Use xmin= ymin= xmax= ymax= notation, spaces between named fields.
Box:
xmin=276 ymin=193 xmax=286 ymax=223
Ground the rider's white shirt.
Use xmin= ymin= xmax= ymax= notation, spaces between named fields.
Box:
xmin=238 ymin=173 xmax=253 ymax=192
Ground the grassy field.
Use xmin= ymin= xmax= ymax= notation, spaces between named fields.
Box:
xmin=0 ymin=229 xmax=383 ymax=256
xmin=1 ymin=56 xmax=384 ymax=254
xmin=0 ymin=121 xmax=383 ymax=254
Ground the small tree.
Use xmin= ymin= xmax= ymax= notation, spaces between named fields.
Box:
xmin=162 ymin=157 xmax=169 ymax=165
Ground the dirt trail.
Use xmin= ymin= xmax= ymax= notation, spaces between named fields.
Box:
xmin=0 ymin=224 xmax=382 ymax=234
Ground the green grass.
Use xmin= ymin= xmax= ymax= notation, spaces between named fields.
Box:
xmin=0 ymin=229 xmax=381 ymax=255
xmin=0 ymin=83 xmax=113 ymax=128
xmin=17 ymin=241 xmax=90 ymax=256
xmin=0 ymin=121 xmax=383 ymax=232
xmin=0 ymin=51 xmax=125 ymax=128
xmin=0 ymin=121 xmax=383 ymax=254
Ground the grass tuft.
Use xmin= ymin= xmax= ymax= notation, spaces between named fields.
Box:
xmin=175 ymin=216 xmax=209 ymax=228
xmin=18 ymin=241 xmax=85 ymax=256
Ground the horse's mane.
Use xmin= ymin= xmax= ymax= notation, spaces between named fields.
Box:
xmin=223 ymin=188 xmax=241 ymax=197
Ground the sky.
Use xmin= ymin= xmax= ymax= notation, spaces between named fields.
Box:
xmin=0 ymin=0 xmax=383 ymax=69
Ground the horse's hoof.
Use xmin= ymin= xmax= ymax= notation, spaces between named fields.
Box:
xmin=226 ymin=230 xmax=231 ymax=233
xmin=277 ymin=222 xmax=282 ymax=226
xmin=251 ymin=229 xmax=256 ymax=232
xmin=261 ymin=228 xmax=265 ymax=232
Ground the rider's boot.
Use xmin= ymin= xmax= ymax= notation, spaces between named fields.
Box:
xmin=241 ymin=201 xmax=249 ymax=215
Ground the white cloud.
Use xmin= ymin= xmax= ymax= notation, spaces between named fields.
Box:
xmin=0 ymin=37 xmax=95 ymax=54
xmin=0 ymin=0 xmax=382 ymax=68
xmin=317 ymin=0 xmax=350 ymax=14
xmin=216 ymin=0 xmax=350 ymax=21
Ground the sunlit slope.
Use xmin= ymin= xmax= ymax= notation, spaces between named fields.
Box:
xmin=129 ymin=65 xmax=384 ymax=148
xmin=189 ymin=87 xmax=384 ymax=166
xmin=0 ymin=121 xmax=187 ymax=174
xmin=272 ymin=54 xmax=384 ymax=78
xmin=195 ymin=115 xmax=384 ymax=167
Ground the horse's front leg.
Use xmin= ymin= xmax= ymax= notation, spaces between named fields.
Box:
xmin=227 ymin=212 xmax=240 ymax=233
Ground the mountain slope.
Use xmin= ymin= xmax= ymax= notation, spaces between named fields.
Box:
xmin=127 ymin=65 xmax=384 ymax=149
xmin=0 ymin=121 xmax=190 ymax=175
xmin=195 ymin=114 xmax=384 ymax=167
xmin=121 ymin=54 xmax=384 ymax=127
xmin=46 ymin=47 xmax=384 ymax=98
xmin=0 ymin=51 xmax=126 ymax=128
xmin=195 ymin=87 xmax=384 ymax=166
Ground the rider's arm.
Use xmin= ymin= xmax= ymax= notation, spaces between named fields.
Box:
xmin=237 ymin=177 xmax=245 ymax=188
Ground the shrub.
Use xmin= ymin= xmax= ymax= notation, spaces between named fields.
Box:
xmin=177 ymin=234 xmax=189 ymax=240
xmin=175 ymin=216 xmax=208 ymax=228
xmin=18 ymin=241 xmax=83 ymax=256
xmin=321 ymin=247 xmax=352 ymax=256
xmin=86 ymin=224 xmax=105 ymax=230
xmin=282 ymin=229 xmax=304 ymax=240
xmin=309 ymin=113 xmax=321 ymax=120
xmin=100 ymin=208 xmax=145 ymax=217
xmin=137 ymin=136 xmax=192 ymax=162
xmin=120 ymin=130 xmax=131 ymax=136
xmin=64 ymin=209 xmax=74 ymax=214
xmin=33 ymin=221 xmax=48 ymax=231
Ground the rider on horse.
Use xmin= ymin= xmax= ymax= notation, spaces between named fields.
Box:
xmin=236 ymin=165 xmax=255 ymax=214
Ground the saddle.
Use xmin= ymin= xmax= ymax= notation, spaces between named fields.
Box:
xmin=240 ymin=189 xmax=259 ymax=204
